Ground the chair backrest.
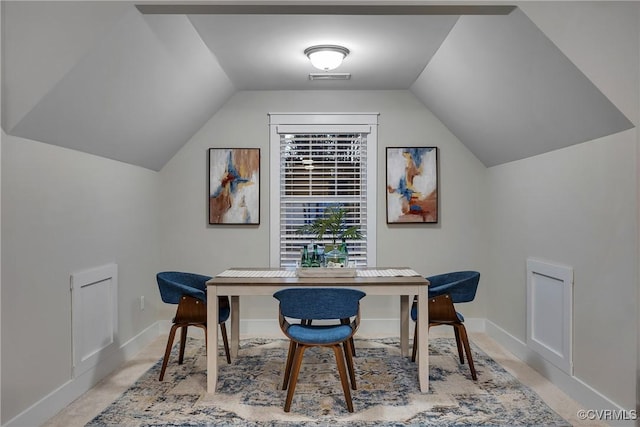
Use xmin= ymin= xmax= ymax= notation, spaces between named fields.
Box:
xmin=429 ymin=294 xmax=460 ymax=323
xmin=427 ymin=271 xmax=480 ymax=303
xmin=273 ymin=288 xmax=366 ymax=320
xmin=156 ymin=271 xmax=212 ymax=304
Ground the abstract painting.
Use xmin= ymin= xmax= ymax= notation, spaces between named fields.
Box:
xmin=386 ymin=147 xmax=438 ymax=223
xmin=208 ymin=148 xmax=260 ymax=225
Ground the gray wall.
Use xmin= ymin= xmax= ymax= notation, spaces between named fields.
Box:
xmin=1 ymin=135 xmax=161 ymax=422
xmin=487 ymin=131 xmax=637 ymax=408
xmin=158 ymin=90 xmax=489 ymax=324
xmin=486 ymin=2 xmax=639 ymax=410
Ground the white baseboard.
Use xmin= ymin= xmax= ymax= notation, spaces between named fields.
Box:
xmin=485 ymin=320 xmax=632 ymax=426
xmin=4 ymin=323 xmax=161 ymax=427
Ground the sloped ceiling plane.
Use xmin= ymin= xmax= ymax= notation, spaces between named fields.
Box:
xmin=2 ymin=2 xmax=633 ymax=171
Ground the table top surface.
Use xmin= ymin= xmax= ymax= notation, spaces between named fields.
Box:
xmin=207 ymin=267 xmax=429 ymax=286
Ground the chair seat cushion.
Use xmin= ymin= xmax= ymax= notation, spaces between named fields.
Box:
xmin=410 ymin=305 xmax=464 ymax=323
xmin=287 ymin=324 xmax=353 ymax=344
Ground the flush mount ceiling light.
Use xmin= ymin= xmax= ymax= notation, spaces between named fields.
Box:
xmin=304 ymin=45 xmax=350 ymax=71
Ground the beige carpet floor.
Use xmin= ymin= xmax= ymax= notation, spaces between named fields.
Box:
xmin=43 ymin=330 xmax=602 ymax=427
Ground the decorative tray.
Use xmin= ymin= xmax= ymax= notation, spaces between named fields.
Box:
xmin=296 ymin=268 xmax=357 ymax=278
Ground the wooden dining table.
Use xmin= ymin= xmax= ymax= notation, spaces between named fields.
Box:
xmin=206 ymin=267 xmax=430 ymax=393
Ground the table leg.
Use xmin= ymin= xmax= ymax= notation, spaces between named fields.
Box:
xmin=417 ymin=285 xmax=429 ymax=392
xmin=231 ymin=296 xmax=240 ymax=358
xmin=207 ymin=286 xmax=219 ymax=394
xmin=400 ymin=295 xmax=409 ymax=357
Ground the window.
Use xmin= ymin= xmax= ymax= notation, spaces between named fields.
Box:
xmin=269 ymin=113 xmax=378 ymax=268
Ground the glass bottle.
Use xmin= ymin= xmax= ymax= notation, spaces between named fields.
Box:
xmin=311 ymin=244 xmax=320 ymax=267
xmin=317 ymin=244 xmax=325 ymax=267
xmin=340 ymin=238 xmax=349 ymax=267
xmin=301 ymin=245 xmax=310 ymax=267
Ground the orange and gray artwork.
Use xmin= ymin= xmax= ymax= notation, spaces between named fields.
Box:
xmin=209 ymin=148 xmax=260 ymax=224
xmin=386 ymin=147 xmax=438 ymax=223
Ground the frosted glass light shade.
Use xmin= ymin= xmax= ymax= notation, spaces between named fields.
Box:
xmin=304 ymin=45 xmax=349 ymax=71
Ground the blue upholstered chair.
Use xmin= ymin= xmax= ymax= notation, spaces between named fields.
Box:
xmin=411 ymin=271 xmax=480 ymax=380
xmin=273 ymin=288 xmax=366 ymax=413
xmin=156 ymin=271 xmax=231 ymax=381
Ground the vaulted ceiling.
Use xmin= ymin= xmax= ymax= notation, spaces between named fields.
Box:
xmin=2 ymin=2 xmax=634 ymax=170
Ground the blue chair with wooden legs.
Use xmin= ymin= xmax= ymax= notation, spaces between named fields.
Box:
xmin=273 ymin=288 xmax=366 ymax=413
xmin=156 ymin=271 xmax=231 ymax=381
xmin=411 ymin=271 xmax=480 ymax=380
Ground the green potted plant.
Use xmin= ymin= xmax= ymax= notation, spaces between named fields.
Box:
xmin=296 ymin=205 xmax=362 ymax=267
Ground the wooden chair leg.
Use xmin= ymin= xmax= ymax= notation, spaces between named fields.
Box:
xmin=343 ymin=340 xmax=356 ymax=390
xmin=220 ymin=322 xmax=231 ymax=364
xmin=159 ymin=323 xmax=180 ymax=381
xmin=282 ymin=341 xmax=297 ymax=390
xmin=456 ymin=324 xmax=477 ymax=380
xmin=284 ymin=344 xmax=306 ymax=412
xmin=178 ymin=325 xmax=188 ymax=364
xmin=341 ymin=318 xmax=356 ymax=357
xmin=332 ymin=344 xmax=354 ymax=413
xmin=453 ymin=326 xmax=465 ymax=364
xmin=411 ymin=323 xmax=418 ymax=362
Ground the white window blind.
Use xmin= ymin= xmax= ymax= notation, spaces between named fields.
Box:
xmin=279 ymin=132 xmax=368 ymax=267
xmin=269 ymin=113 xmax=378 ymax=268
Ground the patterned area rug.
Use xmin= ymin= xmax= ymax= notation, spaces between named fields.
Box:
xmin=87 ymin=337 xmax=569 ymax=426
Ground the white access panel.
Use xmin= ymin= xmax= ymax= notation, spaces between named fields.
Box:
xmin=71 ymin=263 xmax=118 ymax=377
xmin=526 ymin=258 xmax=573 ymax=375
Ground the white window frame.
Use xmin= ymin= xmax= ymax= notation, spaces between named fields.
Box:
xmin=269 ymin=113 xmax=378 ymax=268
